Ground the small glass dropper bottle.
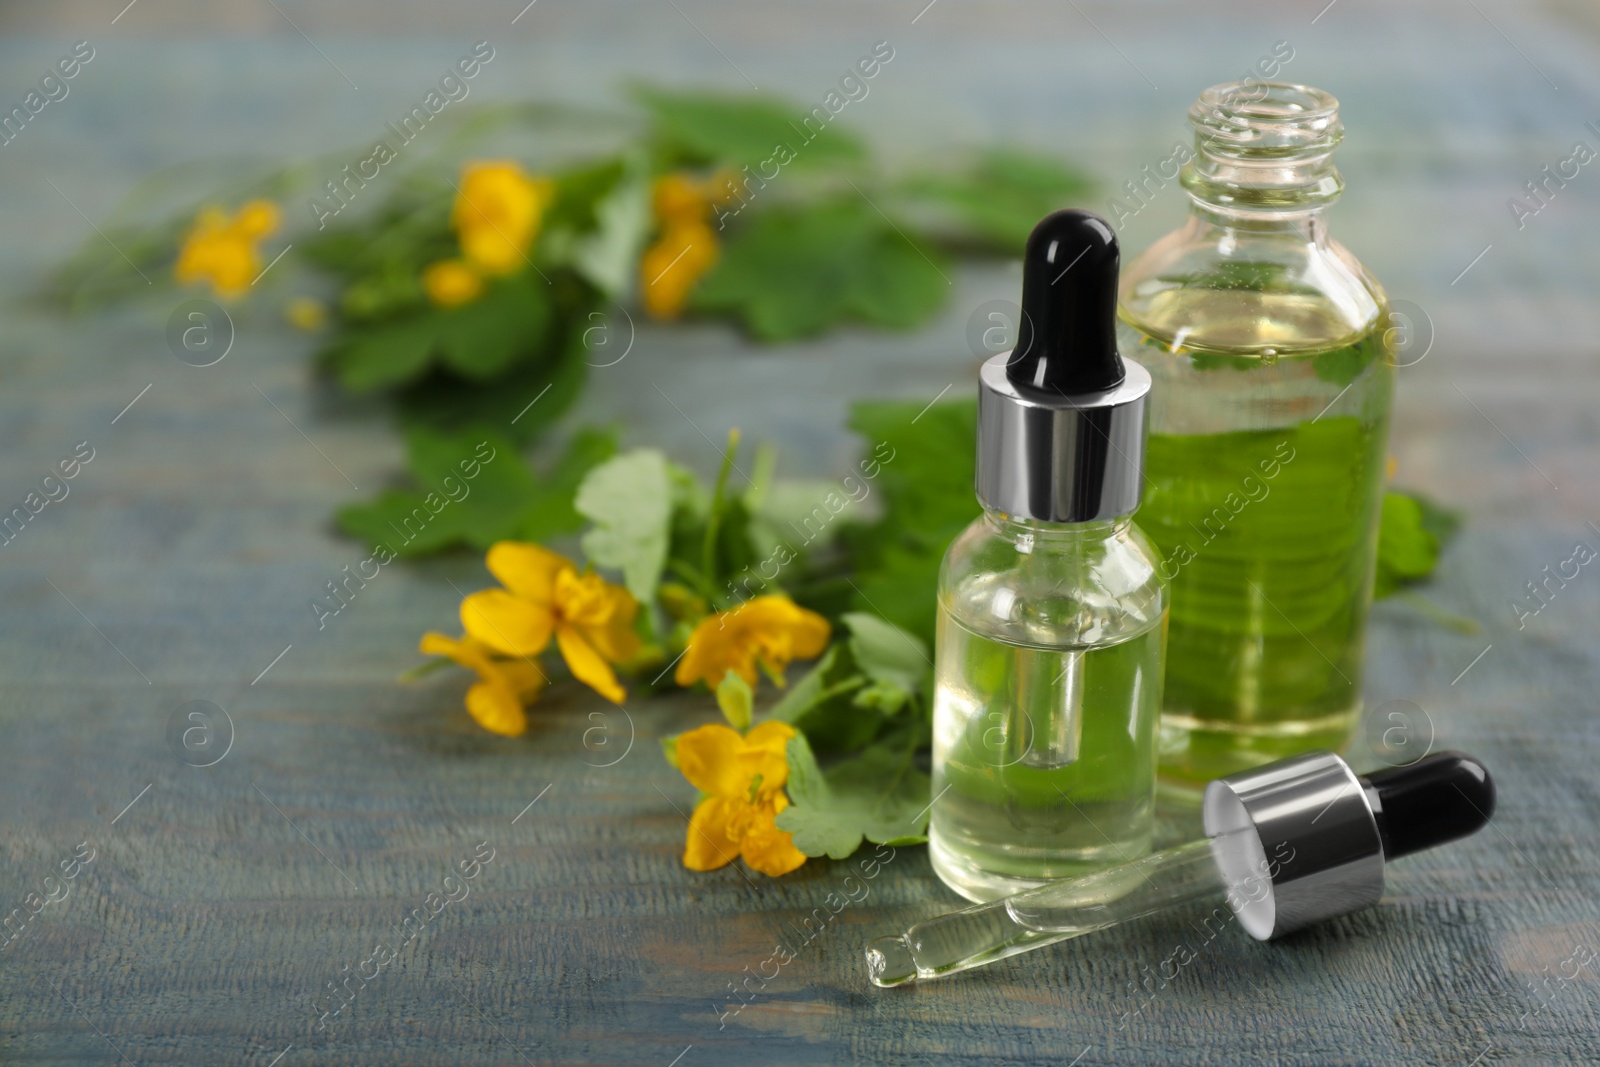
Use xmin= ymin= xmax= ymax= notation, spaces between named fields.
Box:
xmin=868 ymin=750 xmax=1495 ymax=987
xmin=930 ymin=210 xmax=1167 ymax=902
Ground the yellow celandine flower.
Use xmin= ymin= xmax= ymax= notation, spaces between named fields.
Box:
xmin=653 ymin=172 xmax=722 ymax=227
xmin=174 ymin=199 xmax=281 ymax=299
xmin=417 ymin=632 xmax=545 ymax=737
xmin=677 ymin=720 xmax=807 ymax=876
xmin=460 ymin=542 xmax=641 ymax=704
xmin=422 ymin=258 xmax=484 ymax=308
xmin=675 ymin=595 xmax=830 ymax=690
xmin=452 ymin=161 xmax=558 ymax=277
xmin=422 ymin=161 xmax=557 ymax=308
xmin=641 ymin=221 xmax=718 ymax=320
xmin=640 ymin=171 xmax=731 ymax=320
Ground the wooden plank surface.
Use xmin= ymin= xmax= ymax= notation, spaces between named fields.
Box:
xmin=2 ymin=1 xmax=1598 ymax=1063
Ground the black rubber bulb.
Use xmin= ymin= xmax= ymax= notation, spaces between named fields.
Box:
xmin=1008 ymin=209 xmax=1126 ymax=396
xmin=1361 ymin=751 xmax=1496 ymax=861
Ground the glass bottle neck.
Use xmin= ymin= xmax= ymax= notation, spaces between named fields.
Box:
xmin=1180 ymin=81 xmax=1344 ymax=228
xmin=983 ymin=509 xmax=1130 ymax=545
xmin=1183 ymin=206 xmax=1330 ymax=243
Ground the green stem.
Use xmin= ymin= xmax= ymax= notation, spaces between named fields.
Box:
xmin=666 ymin=559 xmax=722 ymax=608
xmin=701 ymin=428 xmax=740 ymax=595
xmin=1392 ymin=588 xmax=1482 ymax=635
xmin=398 ymin=658 xmax=454 ymax=683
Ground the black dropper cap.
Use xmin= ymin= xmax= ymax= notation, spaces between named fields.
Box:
xmin=1008 ymin=209 xmax=1126 ymax=396
xmin=1362 ymin=752 xmax=1497 ymax=861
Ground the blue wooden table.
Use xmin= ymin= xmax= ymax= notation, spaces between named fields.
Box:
xmin=2 ymin=1 xmax=1598 ymax=1063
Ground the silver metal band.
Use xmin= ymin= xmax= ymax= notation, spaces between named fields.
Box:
xmin=975 ymin=353 xmax=1151 ymax=523
xmin=1202 ymin=750 xmax=1386 ymax=940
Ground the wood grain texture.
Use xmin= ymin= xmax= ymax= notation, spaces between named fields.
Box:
xmin=2 ymin=1 xmax=1599 ymax=1063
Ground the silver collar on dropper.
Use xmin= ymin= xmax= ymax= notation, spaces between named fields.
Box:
xmin=976 ymin=210 xmax=1151 ymax=524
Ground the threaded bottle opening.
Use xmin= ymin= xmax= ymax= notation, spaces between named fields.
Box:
xmin=1182 ymin=81 xmax=1344 ymax=211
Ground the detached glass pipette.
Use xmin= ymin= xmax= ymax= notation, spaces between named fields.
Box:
xmin=867 ymin=750 xmax=1495 ymax=987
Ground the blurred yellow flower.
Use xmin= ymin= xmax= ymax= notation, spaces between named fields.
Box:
xmin=418 ymin=631 xmax=545 ymax=736
xmin=653 ymin=172 xmax=719 ymax=226
xmin=676 ymin=595 xmax=830 ymax=690
xmin=174 ymin=199 xmax=281 ymax=299
xmin=451 ymin=161 xmax=557 ymax=276
xmin=423 ymin=258 xmax=485 ymax=308
xmin=641 ymin=221 xmax=718 ymax=319
xmin=640 ymin=171 xmax=732 ymax=320
xmin=676 ymin=720 xmax=807 ymax=876
xmin=460 ymin=541 xmax=641 ymax=704
xmin=285 ymin=296 xmax=327 ymax=332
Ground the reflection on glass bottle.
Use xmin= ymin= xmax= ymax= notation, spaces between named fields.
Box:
xmin=1118 ymin=81 xmax=1396 ymax=793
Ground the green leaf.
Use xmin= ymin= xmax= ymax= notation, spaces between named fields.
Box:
xmin=691 ymin=201 xmax=949 ymax=341
xmin=899 ymin=150 xmax=1095 ymax=252
xmin=567 ymin=163 xmax=652 ymax=298
xmin=768 ymin=645 xmax=844 ymax=724
xmin=516 ymin=427 xmax=620 ymax=543
xmin=395 ymin=331 xmax=590 ymax=446
xmin=435 ymin=276 xmax=554 ymax=381
xmin=766 ymin=644 xmax=876 ymax=752
xmin=849 ymin=236 xmax=950 ymax=330
xmin=335 ymin=426 xmax=615 ymax=558
xmin=847 ymin=398 xmax=979 ymax=542
xmin=837 ymin=397 xmax=980 ymax=646
xmin=716 ymin=670 xmax=754 ymax=731
xmin=775 ymin=734 xmax=930 ymax=859
xmin=1410 ymin=489 xmax=1463 ymax=550
xmin=844 ymin=545 xmax=948 ymax=653
xmin=542 ymin=158 xmax=629 ymax=236
xmin=336 ymin=429 xmax=535 ymax=556
xmin=842 ymin=612 xmax=928 ymax=696
xmin=323 ymin=272 xmax=556 ymax=392
xmin=1374 ymin=490 xmax=1442 ymax=599
xmin=576 ymin=448 xmax=674 ymax=603
xmin=1311 ymin=328 xmax=1383 ymax=387
xmin=326 ymin=322 xmax=437 ymax=392
xmin=635 ymin=88 xmax=865 ymax=169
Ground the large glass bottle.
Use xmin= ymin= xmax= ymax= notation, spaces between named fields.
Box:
xmin=930 ymin=211 xmax=1167 ymax=903
xmin=1118 ymin=82 xmax=1395 ymax=792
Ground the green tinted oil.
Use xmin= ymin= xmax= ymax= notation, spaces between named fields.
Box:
xmin=1129 ymin=322 xmax=1393 ymax=790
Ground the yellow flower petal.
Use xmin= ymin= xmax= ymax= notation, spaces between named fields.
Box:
xmin=641 ymin=221 xmax=719 ymax=320
xmin=675 ymin=595 xmax=831 ymax=690
xmin=486 ymin=541 xmax=573 ymax=604
xmin=419 ymin=631 xmax=493 ymax=670
xmin=683 ymin=796 xmax=743 ymax=871
xmin=577 ymin=614 xmax=642 ymax=666
xmin=423 ymin=259 xmax=484 ymax=308
xmin=233 ymin=200 xmax=281 ymax=239
xmin=553 ymin=569 xmax=642 ymax=665
xmin=420 ymin=631 xmax=544 ymax=737
xmin=652 ymin=173 xmax=710 ymax=226
xmin=674 ymin=722 xmax=748 ymax=799
xmin=461 ymin=588 xmax=555 ymax=657
xmin=173 ymin=201 xmax=280 ymax=301
xmin=451 ymin=162 xmax=555 ymax=276
xmin=556 ymin=623 xmax=626 ymax=704
xmin=741 ymin=721 xmax=797 ymax=792
xmin=503 ymin=658 xmax=548 ymax=697
xmin=780 ymin=604 xmax=831 ymax=660
xmin=465 ymin=679 xmax=529 ymax=736
xmin=740 ymin=794 xmax=807 ymax=877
